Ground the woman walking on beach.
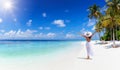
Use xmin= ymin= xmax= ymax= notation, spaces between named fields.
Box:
xmin=80 ymin=31 xmax=96 ymax=59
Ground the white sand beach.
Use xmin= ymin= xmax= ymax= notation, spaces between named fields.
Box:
xmin=0 ymin=41 xmax=120 ymax=70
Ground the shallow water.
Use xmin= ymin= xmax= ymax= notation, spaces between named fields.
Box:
xmin=0 ymin=41 xmax=79 ymax=57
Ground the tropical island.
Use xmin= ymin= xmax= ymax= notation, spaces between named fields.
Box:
xmin=88 ymin=0 xmax=120 ymax=47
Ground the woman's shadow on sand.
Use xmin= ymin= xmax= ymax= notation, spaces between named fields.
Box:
xmin=77 ymin=57 xmax=92 ymax=60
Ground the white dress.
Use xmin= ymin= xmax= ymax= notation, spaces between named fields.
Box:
xmin=86 ymin=42 xmax=93 ymax=56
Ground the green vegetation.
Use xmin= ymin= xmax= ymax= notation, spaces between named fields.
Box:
xmin=88 ymin=0 xmax=120 ymax=47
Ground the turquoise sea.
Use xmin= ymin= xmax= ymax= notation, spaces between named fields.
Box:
xmin=0 ymin=40 xmax=80 ymax=58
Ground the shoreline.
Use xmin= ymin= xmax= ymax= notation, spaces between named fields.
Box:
xmin=0 ymin=41 xmax=120 ymax=70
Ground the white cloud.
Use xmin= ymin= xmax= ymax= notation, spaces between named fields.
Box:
xmin=53 ymin=19 xmax=66 ymax=27
xmin=26 ymin=19 xmax=32 ymax=26
xmin=47 ymin=33 xmax=56 ymax=38
xmin=81 ymin=28 xmax=85 ymax=31
xmin=26 ymin=29 xmax=37 ymax=33
xmin=42 ymin=13 xmax=47 ymax=17
xmin=15 ymin=29 xmax=24 ymax=37
xmin=4 ymin=30 xmax=16 ymax=37
xmin=1 ymin=29 xmax=37 ymax=39
xmin=0 ymin=29 xmax=58 ymax=39
xmin=100 ymin=6 xmax=107 ymax=13
xmin=34 ymin=32 xmax=56 ymax=39
xmin=0 ymin=18 xmax=3 ymax=23
xmin=39 ymin=27 xmax=43 ymax=30
xmin=87 ymin=19 xmax=96 ymax=27
xmin=80 ymin=28 xmax=86 ymax=33
xmin=0 ymin=30 xmax=5 ymax=33
xmin=92 ymin=26 xmax=95 ymax=31
xmin=35 ymin=33 xmax=44 ymax=38
xmin=65 ymin=34 xmax=75 ymax=39
xmin=38 ymin=27 xmax=50 ymax=30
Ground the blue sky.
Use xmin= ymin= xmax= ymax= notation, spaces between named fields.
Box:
xmin=0 ymin=0 xmax=106 ymax=40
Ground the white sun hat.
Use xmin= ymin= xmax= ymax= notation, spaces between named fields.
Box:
xmin=84 ymin=32 xmax=92 ymax=37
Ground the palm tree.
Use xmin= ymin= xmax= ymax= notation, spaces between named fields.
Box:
xmin=104 ymin=0 xmax=120 ymax=47
xmin=95 ymin=21 xmax=103 ymax=40
xmin=88 ymin=4 xmax=101 ymax=19
xmin=101 ymin=12 xmax=120 ymax=47
xmin=88 ymin=4 xmax=102 ymax=40
xmin=106 ymin=0 xmax=120 ymax=41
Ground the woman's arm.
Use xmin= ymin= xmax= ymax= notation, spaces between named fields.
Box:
xmin=91 ymin=31 xmax=96 ymax=37
xmin=78 ymin=33 xmax=86 ymax=38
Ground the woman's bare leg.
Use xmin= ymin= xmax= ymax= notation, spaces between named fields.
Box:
xmin=87 ymin=55 xmax=90 ymax=59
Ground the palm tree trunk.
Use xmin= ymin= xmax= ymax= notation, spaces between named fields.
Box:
xmin=119 ymin=26 xmax=120 ymax=41
xmin=111 ymin=28 xmax=112 ymax=41
xmin=115 ymin=24 xmax=118 ymax=40
xmin=101 ymin=29 xmax=104 ymax=40
xmin=112 ymin=28 xmax=116 ymax=48
xmin=104 ymin=28 xmax=105 ymax=34
xmin=99 ymin=32 xmax=101 ymax=40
